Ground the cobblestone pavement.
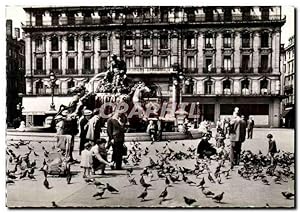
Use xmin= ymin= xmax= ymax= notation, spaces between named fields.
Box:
xmin=6 ymin=128 xmax=295 ymax=208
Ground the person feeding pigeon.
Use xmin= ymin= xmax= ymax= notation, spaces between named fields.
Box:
xmin=196 ymin=133 xmax=217 ymax=158
xmin=267 ymin=134 xmax=277 ymax=165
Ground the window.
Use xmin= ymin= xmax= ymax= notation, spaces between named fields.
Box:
xmin=125 ymin=57 xmax=133 ymax=68
xmin=261 ymin=32 xmax=269 ymax=48
xmin=260 ymin=79 xmax=268 ymax=94
xmin=36 ymin=58 xmax=43 ymax=70
xmin=223 ymin=80 xmax=231 ymax=94
xmin=35 ymin=14 xmax=43 ymax=26
xmin=51 ymin=14 xmax=59 ymax=26
xmin=242 ymin=32 xmax=250 ymax=48
xmin=160 ymin=9 xmax=168 ymax=22
xmin=242 ymin=8 xmax=250 ymax=20
xmin=67 ymin=13 xmax=75 ymax=25
xmin=67 ymin=36 xmax=75 ymax=51
xmin=241 ymin=79 xmax=250 ymax=95
xmin=143 ymin=37 xmax=151 ymax=49
xmin=205 ymin=58 xmax=213 ymax=71
xmin=261 ymin=55 xmax=268 ymax=69
xmin=242 ymin=55 xmax=250 ymax=70
xmin=204 ymin=80 xmax=213 ymax=94
xmin=187 ymin=56 xmax=195 ymax=69
xmin=36 ymin=80 xmax=44 ymax=94
xmin=35 ymin=38 xmax=43 ymax=52
xmin=187 ymin=11 xmax=195 ymax=22
xmin=84 ymin=12 xmax=92 ymax=24
xmin=223 ymin=33 xmax=231 ymax=48
xmin=224 ymin=8 xmax=232 ymax=21
xmin=261 ymin=7 xmax=269 ymax=20
xmin=186 ymin=35 xmax=195 ymax=49
xmin=125 ymin=37 xmax=133 ymax=49
xmin=205 ymin=8 xmax=214 ymax=21
xmin=52 ymin=58 xmax=59 ymax=70
xmin=185 ymin=83 xmax=194 ymax=94
xmin=160 ymin=33 xmax=168 ymax=49
xmin=84 ymin=57 xmax=91 ymax=70
xmin=51 ymin=36 xmax=59 ymax=51
xmin=143 ymin=56 xmax=151 ymax=68
xmin=100 ymin=36 xmax=108 ymax=50
xmin=205 ymin=33 xmax=213 ymax=48
xmin=84 ymin=36 xmax=91 ymax=50
xmin=68 ymin=58 xmax=75 ymax=69
xmin=223 ymin=56 xmax=231 ymax=70
xmin=161 ymin=56 xmax=168 ymax=68
xmin=100 ymin=57 xmax=107 ymax=72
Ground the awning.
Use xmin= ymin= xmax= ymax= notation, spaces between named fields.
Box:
xmin=22 ymin=96 xmax=73 ymax=115
xmin=282 ymin=107 xmax=294 ymax=117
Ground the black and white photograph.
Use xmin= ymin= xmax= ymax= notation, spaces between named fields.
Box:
xmin=4 ymin=4 xmax=295 ymax=208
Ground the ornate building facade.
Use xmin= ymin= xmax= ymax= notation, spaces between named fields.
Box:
xmin=280 ymin=36 xmax=295 ymax=128
xmin=6 ymin=20 xmax=25 ymax=127
xmin=22 ymin=6 xmax=285 ymax=127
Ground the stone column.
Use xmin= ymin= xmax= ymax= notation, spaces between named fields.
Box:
xmin=112 ymin=31 xmax=120 ymax=56
xmin=214 ymin=102 xmax=220 ymax=123
xmin=233 ymin=79 xmax=240 ymax=95
xmin=170 ymin=31 xmax=178 ymax=66
xmin=25 ymin=35 xmax=32 ymax=76
xmin=94 ymin=35 xmax=100 ymax=72
xmin=215 ymin=32 xmax=222 ymax=73
xmin=197 ymin=32 xmax=204 ymax=73
xmin=61 ymin=35 xmax=67 ymax=75
xmin=215 ymin=80 xmax=222 ymax=95
xmin=234 ymin=32 xmax=241 ymax=73
xmin=272 ymin=30 xmax=280 ymax=74
xmin=252 ymin=31 xmax=260 ymax=73
xmin=77 ymin=35 xmax=83 ymax=74
xmin=45 ymin=35 xmax=51 ymax=75
xmin=252 ymin=79 xmax=259 ymax=95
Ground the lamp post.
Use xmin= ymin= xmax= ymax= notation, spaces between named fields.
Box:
xmin=49 ymin=71 xmax=57 ymax=111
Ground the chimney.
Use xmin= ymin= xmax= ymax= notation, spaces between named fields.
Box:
xmin=6 ymin=19 xmax=13 ymax=38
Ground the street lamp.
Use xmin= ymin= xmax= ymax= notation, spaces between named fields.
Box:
xmin=49 ymin=71 xmax=57 ymax=111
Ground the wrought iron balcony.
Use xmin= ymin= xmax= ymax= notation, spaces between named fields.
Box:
xmin=221 ymin=67 xmax=235 ymax=73
xmin=33 ymin=69 xmax=46 ymax=75
xmin=258 ymin=67 xmax=272 ymax=73
xmin=65 ymin=69 xmax=78 ymax=75
xmin=239 ymin=67 xmax=254 ymax=73
xmin=203 ymin=68 xmax=216 ymax=73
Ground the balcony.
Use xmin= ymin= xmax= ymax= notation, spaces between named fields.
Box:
xmin=183 ymin=68 xmax=198 ymax=74
xmin=221 ymin=67 xmax=235 ymax=73
xmin=33 ymin=69 xmax=46 ymax=75
xmin=239 ymin=67 xmax=254 ymax=73
xmin=65 ymin=69 xmax=78 ymax=75
xmin=203 ymin=68 xmax=216 ymax=73
xmin=51 ymin=69 xmax=62 ymax=75
xmin=82 ymin=69 xmax=95 ymax=75
xmin=127 ymin=67 xmax=174 ymax=74
xmin=284 ymin=85 xmax=293 ymax=93
xmin=258 ymin=67 xmax=272 ymax=73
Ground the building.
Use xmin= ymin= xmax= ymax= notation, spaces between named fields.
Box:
xmin=280 ymin=36 xmax=295 ymax=128
xmin=6 ymin=19 xmax=26 ymax=127
xmin=22 ymin=6 xmax=286 ymax=127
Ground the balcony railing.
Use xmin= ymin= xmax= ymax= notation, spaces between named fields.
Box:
xmin=82 ymin=69 xmax=95 ymax=75
xmin=239 ymin=67 xmax=254 ymax=73
xmin=51 ymin=69 xmax=62 ymax=75
xmin=258 ymin=67 xmax=272 ymax=73
xmin=34 ymin=69 xmax=46 ymax=75
xmin=24 ymin=15 xmax=283 ymax=27
xmin=65 ymin=69 xmax=78 ymax=75
xmin=183 ymin=68 xmax=198 ymax=74
xmin=203 ymin=68 xmax=216 ymax=73
xmin=221 ymin=67 xmax=235 ymax=73
xmin=127 ymin=67 xmax=173 ymax=74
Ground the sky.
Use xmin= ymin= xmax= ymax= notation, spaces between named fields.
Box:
xmin=4 ymin=5 xmax=295 ymax=45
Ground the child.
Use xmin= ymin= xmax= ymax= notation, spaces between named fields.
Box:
xmin=146 ymin=120 xmax=157 ymax=143
xmin=90 ymin=138 xmax=113 ymax=175
xmin=215 ymin=129 xmax=225 ymax=148
xmin=80 ymin=142 xmax=93 ymax=178
xmin=267 ymin=134 xmax=277 ymax=165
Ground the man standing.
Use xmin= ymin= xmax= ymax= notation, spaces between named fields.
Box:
xmin=86 ymin=109 xmax=102 ymax=143
xmin=107 ymin=112 xmax=126 ymax=170
xmin=78 ymin=109 xmax=92 ymax=155
xmin=247 ymin=117 xmax=255 ymax=139
xmin=229 ymin=112 xmax=247 ymax=169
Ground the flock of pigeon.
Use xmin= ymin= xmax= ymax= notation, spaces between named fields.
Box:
xmin=6 ymin=137 xmax=295 ymax=207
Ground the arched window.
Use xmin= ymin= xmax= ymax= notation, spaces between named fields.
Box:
xmin=204 ymin=80 xmax=213 ymax=95
xmin=223 ymin=79 xmax=231 ymax=94
xmin=36 ymin=80 xmax=44 ymax=95
xmin=160 ymin=32 xmax=168 ymax=49
xmin=241 ymin=79 xmax=250 ymax=95
xmin=83 ymin=35 xmax=91 ymax=50
xmin=260 ymin=79 xmax=268 ymax=94
xmin=67 ymin=35 xmax=75 ymax=51
xmin=51 ymin=36 xmax=59 ymax=51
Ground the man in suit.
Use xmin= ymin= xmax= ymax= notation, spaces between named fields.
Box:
xmin=247 ymin=117 xmax=255 ymax=139
xmin=107 ymin=112 xmax=127 ymax=170
xmin=229 ymin=112 xmax=247 ymax=169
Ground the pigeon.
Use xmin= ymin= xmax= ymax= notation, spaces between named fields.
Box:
xmin=202 ymin=188 xmax=215 ymax=197
xmin=281 ymin=192 xmax=295 ymax=199
xmin=28 ymin=173 xmax=36 ymax=180
xmin=7 ymin=172 xmax=17 ymax=180
xmin=184 ymin=196 xmax=196 ymax=206
xmin=20 ymin=170 xmax=28 ymax=179
xmin=6 ymin=179 xmax=15 ymax=184
xmin=66 ymin=172 xmax=72 ymax=184
xmin=165 ymin=176 xmax=170 ymax=186
xmin=85 ymin=178 xmax=95 ymax=184
xmin=52 ymin=201 xmax=58 ymax=208
xmin=159 ymin=187 xmax=168 ymax=200
xmin=127 ymin=168 xmax=133 ymax=175
xmin=43 ymin=178 xmax=51 ymax=189
xmin=106 ymin=183 xmax=119 ymax=193
xmin=208 ymin=172 xmax=215 ymax=183
xmin=93 ymin=188 xmax=106 ymax=199
xmin=212 ymin=192 xmax=224 ymax=203
xmin=197 ymin=177 xmax=205 ymax=188
xmin=137 ymin=188 xmax=148 ymax=201
xmin=128 ymin=177 xmax=137 ymax=185
xmin=33 ymin=151 xmax=39 ymax=157
xmin=142 ymin=182 xmax=152 ymax=189
xmin=94 ymin=180 xmax=105 ymax=186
